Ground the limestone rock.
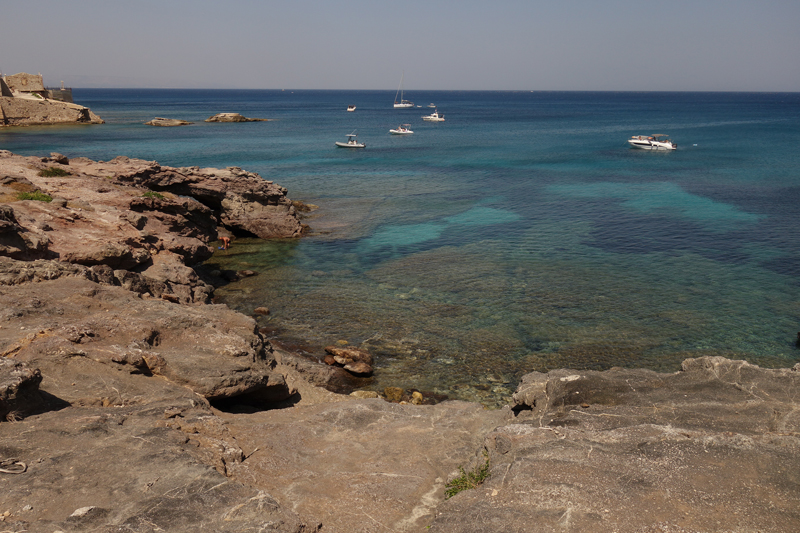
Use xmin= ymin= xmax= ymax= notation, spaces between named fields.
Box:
xmin=0 ymin=401 xmax=313 ymax=532
xmin=0 ymin=96 xmax=104 ymax=126
xmin=431 ymin=357 xmax=800 ymax=533
xmin=145 ymin=117 xmax=193 ymax=127
xmin=205 ymin=112 xmax=268 ymax=122
xmin=222 ymin=398 xmax=507 ymax=533
xmin=108 ymin=156 xmax=304 ymax=239
xmin=0 ymin=277 xmax=292 ymax=406
xmin=0 ymin=151 xmax=304 ymax=300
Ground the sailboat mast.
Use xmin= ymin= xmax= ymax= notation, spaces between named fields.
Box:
xmin=395 ymin=71 xmax=404 ymax=104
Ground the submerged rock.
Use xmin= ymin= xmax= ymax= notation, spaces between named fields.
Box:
xmin=325 ymin=345 xmax=374 ymax=376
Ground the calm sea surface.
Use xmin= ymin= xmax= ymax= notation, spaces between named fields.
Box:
xmin=2 ymin=89 xmax=799 ymax=405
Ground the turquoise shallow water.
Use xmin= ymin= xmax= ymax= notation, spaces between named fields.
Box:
xmin=2 ymin=89 xmax=799 ymax=405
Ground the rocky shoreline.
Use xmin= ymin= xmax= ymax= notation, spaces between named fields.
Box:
xmin=1 ymin=151 xmax=799 ymax=532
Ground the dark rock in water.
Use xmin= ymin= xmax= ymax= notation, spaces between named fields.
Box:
xmin=325 ymin=345 xmax=374 ymax=376
xmin=384 ymin=386 xmax=404 ymax=402
xmin=342 ymin=361 xmax=372 ymax=375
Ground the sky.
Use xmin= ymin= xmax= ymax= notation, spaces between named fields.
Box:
xmin=3 ymin=0 xmax=799 ymax=92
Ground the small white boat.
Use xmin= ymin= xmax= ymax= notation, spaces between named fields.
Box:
xmin=393 ymin=71 xmax=414 ymax=108
xmin=335 ymin=133 xmax=365 ymax=148
xmin=389 ymin=124 xmax=414 ymax=135
xmin=347 ymin=105 xmax=356 ymax=112
xmin=427 ymin=103 xmax=436 ymax=108
xmin=628 ymin=134 xmax=676 ymax=150
xmin=422 ymin=109 xmax=445 ymax=122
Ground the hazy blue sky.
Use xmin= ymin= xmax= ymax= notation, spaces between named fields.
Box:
xmin=3 ymin=0 xmax=798 ymax=91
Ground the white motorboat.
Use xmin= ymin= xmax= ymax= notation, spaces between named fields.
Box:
xmin=393 ymin=71 xmax=414 ymax=108
xmin=422 ymin=109 xmax=445 ymax=122
xmin=427 ymin=103 xmax=436 ymax=108
xmin=347 ymin=105 xmax=356 ymax=112
xmin=389 ymin=124 xmax=414 ymax=135
xmin=335 ymin=133 xmax=365 ymax=148
xmin=628 ymin=134 xmax=676 ymax=150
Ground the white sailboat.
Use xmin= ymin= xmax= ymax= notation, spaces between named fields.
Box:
xmin=393 ymin=71 xmax=414 ymax=108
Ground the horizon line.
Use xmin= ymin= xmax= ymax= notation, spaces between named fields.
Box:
xmin=70 ymin=87 xmax=800 ymax=94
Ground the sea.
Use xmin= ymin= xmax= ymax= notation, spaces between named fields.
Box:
xmin=2 ymin=89 xmax=799 ymax=406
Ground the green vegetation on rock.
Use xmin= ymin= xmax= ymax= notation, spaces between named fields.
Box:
xmin=142 ymin=191 xmax=165 ymax=200
xmin=16 ymin=191 xmax=53 ymax=202
xmin=38 ymin=167 xmax=71 ymax=177
xmin=444 ymin=452 xmax=490 ymax=499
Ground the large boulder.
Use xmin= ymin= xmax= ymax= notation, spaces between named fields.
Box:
xmin=0 ymin=276 xmax=292 ymax=406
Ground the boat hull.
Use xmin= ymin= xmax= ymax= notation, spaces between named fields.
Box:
xmin=389 ymin=129 xmax=413 ymax=135
xmin=628 ymin=139 xmax=676 ymax=150
xmin=628 ymin=136 xmax=676 ymax=150
xmin=335 ymin=141 xmax=365 ymax=148
xmin=394 ymin=102 xmax=414 ymax=108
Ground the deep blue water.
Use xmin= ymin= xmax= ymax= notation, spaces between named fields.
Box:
xmin=2 ymin=89 xmax=799 ymax=405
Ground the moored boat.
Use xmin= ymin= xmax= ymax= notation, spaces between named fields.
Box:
xmin=347 ymin=105 xmax=356 ymax=112
xmin=389 ymin=124 xmax=414 ymax=135
xmin=628 ymin=134 xmax=676 ymax=150
xmin=422 ymin=109 xmax=445 ymax=122
xmin=335 ymin=132 xmax=366 ymax=148
xmin=393 ymin=71 xmax=414 ymax=108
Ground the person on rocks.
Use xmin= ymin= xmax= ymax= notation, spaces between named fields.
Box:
xmin=218 ymin=229 xmax=233 ymax=250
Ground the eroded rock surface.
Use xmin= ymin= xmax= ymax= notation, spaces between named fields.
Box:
xmin=429 ymin=357 xmax=800 ymax=533
xmin=222 ymin=398 xmax=508 ymax=533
